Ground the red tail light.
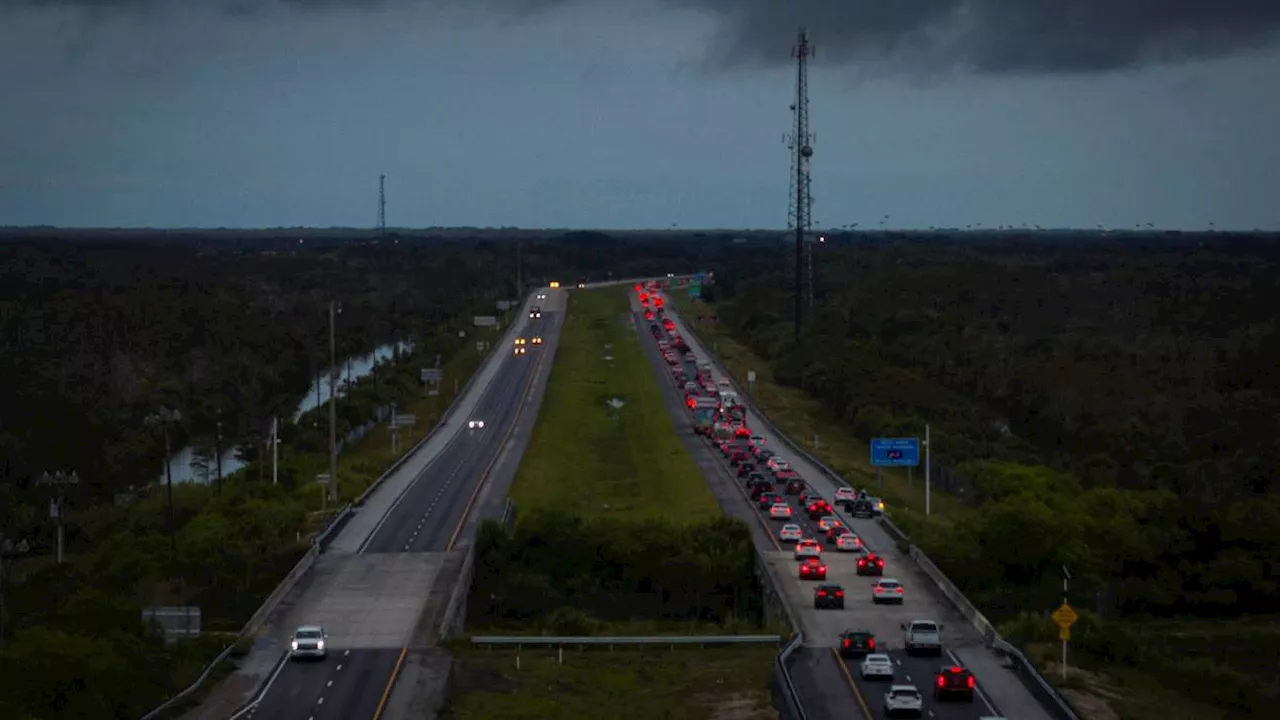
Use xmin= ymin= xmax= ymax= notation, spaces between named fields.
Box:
xmin=877 ymin=559 xmax=885 ymax=567
xmin=858 ymin=560 xmax=866 ymax=567
xmin=868 ymin=639 xmax=875 ymax=648
xmin=835 ymin=591 xmax=844 ymax=597
xmin=842 ymin=639 xmax=850 ymax=647
xmin=937 ymin=676 xmax=946 ymax=688
xmin=817 ymin=591 xmax=827 ymax=597
xmin=895 ymin=587 xmax=903 ymax=593
xmin=967 ymin=676 xmax=975 ymax=688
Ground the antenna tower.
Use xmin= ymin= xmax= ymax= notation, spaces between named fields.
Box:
xmin=785 ymin=28 xmax=815 ymax=340
xmin=378 ymin=174 xmax=387 ymax=236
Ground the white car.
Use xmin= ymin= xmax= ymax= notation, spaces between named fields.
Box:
xmin=873 ymin=579 xmax=906 ymax=604
xmin=289 ymin=625 xmax=327 ymax=660
xmin=767 ymin=457 xmax=791 ymax=472
xmin=834 ymin=486 xmax=858 ymax=503
xmin=860 ymin=653 xmax=894 ymax=681
xmin=779 ymin=524 xmax=803 ymax=542
xmin=835 ymin=533 xmax=863 ymax=552
xmin=769 ymin=503 xmax=793 ymax=520
xmin=794 ymin=538 xmax=822 ymax=561
xmin=468 ymin=420 xmax=485 ymax=429
xmin=883 ymin=685 xmax=923 ymax=717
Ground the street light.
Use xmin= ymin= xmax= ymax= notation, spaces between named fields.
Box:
xmin=328 ymin=301 xmax=341 ymax=504
xmin=37 ymin=470 xmax=80 ymax=564
xmin=146 ymin=406 xmax=182 ymax=556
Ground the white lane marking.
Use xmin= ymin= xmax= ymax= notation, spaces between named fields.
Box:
xmin=946 ymin=646 xmax=999 ymax=714
xmin=317 ymin=696 xmax=324 ymax=705
xmin=327 ymin=680 xmax=333 ymax=687
xmin=227 ymin=653 xmax=288 ymax=719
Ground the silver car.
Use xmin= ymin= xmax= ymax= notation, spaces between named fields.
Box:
xmin=290 ymin=625 xmax=327 ymax=660
xmin=883 ymin=685 xmax=923 ymax=717
xmin=860 ymin=653 xmax=894 ymax=681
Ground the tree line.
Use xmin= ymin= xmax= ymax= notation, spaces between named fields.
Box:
xmin=0 ymin=231 xmax=722 ymax=719
xmin=469 ymin=512 xmax=764 ymax=633
xmin=698 ymin=234 xmax=1280 ymax=711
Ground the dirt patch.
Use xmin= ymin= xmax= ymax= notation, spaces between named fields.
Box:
xmin=693 ymin=690 xmax=778 ymax=720
xmin=449 ymin=659 xmax=520 ymax=696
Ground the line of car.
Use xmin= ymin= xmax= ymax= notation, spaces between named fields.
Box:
xmin=639 ymin=287 xmax=1001 ymax=720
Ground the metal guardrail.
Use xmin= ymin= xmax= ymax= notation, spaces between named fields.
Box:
xmin=138 ymin=643 xmax=237 ymax=720
xmin=671 ymin=306 xmax=1080 ymax=720
xmin=471 ymin=635 xmax=782 ymax=646
xmin=775 ymin=632 xmax=807 ymax=720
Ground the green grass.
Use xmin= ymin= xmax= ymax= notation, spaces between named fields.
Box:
xmin=509 ymin=288 xmax=719 ymax=523
xmin=672 ymin=295 xmax=973 ymax=530
xmin=442 ymin=644 xmax=778 ymax=720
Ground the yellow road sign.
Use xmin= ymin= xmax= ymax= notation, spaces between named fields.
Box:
xmin=1059 ymin=627 xmax=1071 ymax=641
xmin=1051 ymin=603 xmax=1078 ymax=629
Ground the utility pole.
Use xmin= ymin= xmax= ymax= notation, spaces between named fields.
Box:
xmin=516 ymin=241 xmax=523 ymax=298
xmin=924 ymin=423 xmax=932 ymax=516
xmin=271 ymin=416 xmax=280 ymax=485
xmin=378 ymin=174 xmax=387 ymax=236
xmin=37 ymin=471 xmax=80 ymax=564
xmin=328 ymin=301 xmax=339 ymax=504
xmin=214 ymin=421 xmax=224 ymax=495
xmin=785 ymin=28 xmax=815 ymax=342
xmin=146 ymin=407 xmax=182 ymax=558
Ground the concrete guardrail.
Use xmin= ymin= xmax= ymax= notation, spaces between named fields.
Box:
xmin=471 ymin=635 xmax=782 ymax=646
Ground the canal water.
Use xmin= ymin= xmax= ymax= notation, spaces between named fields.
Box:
xmin=158 ymin=340 xmax=413 ymax=484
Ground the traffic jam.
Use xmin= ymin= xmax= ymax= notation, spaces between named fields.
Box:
xmin=636 ymin=282 xmax=992 ymax=719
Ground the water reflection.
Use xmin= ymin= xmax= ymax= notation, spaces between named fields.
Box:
xmin=159 ymin=340 xmax=413 ymax=485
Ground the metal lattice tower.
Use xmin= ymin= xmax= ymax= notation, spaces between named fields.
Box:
xmin=378 ymin=174 xmax=387 ymax=236
xmin=785 ymin=28 xmax=815 ymax=340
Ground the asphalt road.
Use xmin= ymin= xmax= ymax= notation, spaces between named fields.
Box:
xmin=359 ymin=313 xmax=549 ymax=553
xmin=245 ymin=312 xmax=555 ymax=720
xmin=642 ymin=300 xmax=1001 ymax=720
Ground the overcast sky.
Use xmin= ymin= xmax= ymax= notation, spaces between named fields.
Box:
xmin=1 ymin=1 xmax=1278 ymax=230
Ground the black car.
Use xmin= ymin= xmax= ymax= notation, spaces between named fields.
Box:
xmin=784 ymin=479 xmax=806 ymax=495
xmin=813 ymin=584 xmax=845 ymax=610
xmin=744 ymin=472 xmax=768 ymax=488
xmin=934 ymin=666 xmax=975 ymax=701
xmin=847 ymin=498 xmax=875 ymax=518
xmin=737 ymin=462 xmax=758 ymax=478
xmin=838 ymin=629 xmax=877 ymax=658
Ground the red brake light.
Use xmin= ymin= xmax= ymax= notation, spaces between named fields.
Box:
xmin=938 ymin=676 xmax=946 ymax=687
xmin=968 ymin=676 xmax=975 ymax=688
xmin=817 ymin=590 xmax=826 ymax=596
xmin=835 ymin=590 xmax=844 ymax=596
xmin=858 ymin=559 xmax=865 ymax=566
xmin=842 ymin=639 xmax=850 ymax=647
xmin=877 ymin=559 xmax=885 ymax=566
xmin=868 ymin=638 xmax=875 ymax=648
xmin=895 ymin=587 xmax=903 ymax=593
xmin=950 ymin=667 xmax=963 ymax=673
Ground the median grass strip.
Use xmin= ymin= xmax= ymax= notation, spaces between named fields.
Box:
xmin=509 ymin=287 xmax=718 ymax=522
xmin=672 ymin=294 xmax=971 ymax=529
xmin=443 ymin=645 xmax=778 ymax=720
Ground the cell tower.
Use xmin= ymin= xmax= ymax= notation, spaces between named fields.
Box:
xmin=377 ymin=174 xmax=387 ymax=236
xmin=785 ymin=28 xmax=815 ymax=341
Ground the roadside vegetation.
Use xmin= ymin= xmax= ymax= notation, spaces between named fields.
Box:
xmin=461 ymin=286 xmax=773 ymax=711
xmin=677 ymin=235 xmax=1280 ymax=717
xmin=0 ymin=234 xmax=712 ymax=720
xmin=443 ymin=644 xmax=778 ymax=720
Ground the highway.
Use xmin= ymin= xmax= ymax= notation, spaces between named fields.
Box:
xmin=648 ymin=291 xmax=1052 ymax=720
xmin=238 ymin=294 xmax=562 ymax=720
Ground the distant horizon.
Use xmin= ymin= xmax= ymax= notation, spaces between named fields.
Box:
xmin=3 ymin=225 xmax=1277 ymax=235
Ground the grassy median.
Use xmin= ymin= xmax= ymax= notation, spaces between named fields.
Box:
xmin=443 ymin=645 xmax=778 ymax=720
xmin=508 ymin=287 xmax=718 ymax=522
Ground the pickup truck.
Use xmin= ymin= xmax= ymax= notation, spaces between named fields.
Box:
xmin=901 ymin=620 xmax=943 ymax=656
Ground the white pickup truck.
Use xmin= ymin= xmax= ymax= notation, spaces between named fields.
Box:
xmin=902 ymin=619 xmax=943 ymax=656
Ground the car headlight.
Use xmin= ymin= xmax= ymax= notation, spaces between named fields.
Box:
xmin=291 ymin=641 xmax=298 ymax=650
xmin=317 ymin=640 xmax=324 ymax=650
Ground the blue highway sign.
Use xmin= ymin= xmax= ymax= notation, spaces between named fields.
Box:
xmin=870 ymin=437 xmax=920 ymax=467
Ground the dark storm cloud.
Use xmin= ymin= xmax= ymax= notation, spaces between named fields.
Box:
xmin=5 ymin=0 xmax=1280 ymax=75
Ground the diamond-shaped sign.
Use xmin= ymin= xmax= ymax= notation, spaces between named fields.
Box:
xmin=1051 ymin=603 xmax=1078 ymax=629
